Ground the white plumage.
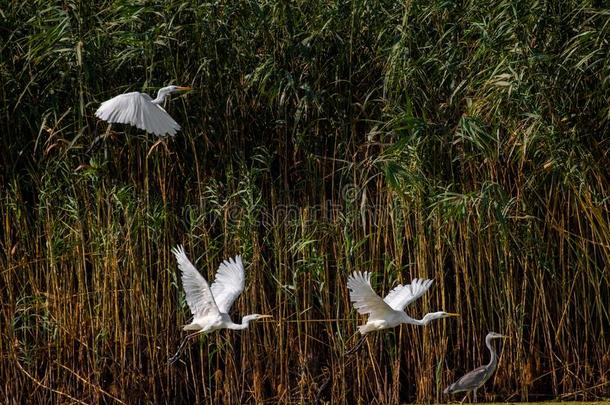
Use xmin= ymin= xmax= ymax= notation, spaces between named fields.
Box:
xmin=383 ymin=277 xmax=435 ymax=311
xmin=210 ymin=256 xmax=246 ymax=314
xmin=168 ymin=246 xmax=271 ymax=364
xmin=173 ymin=245 xmax=222 ymax=321
xmin=95 ymin=85 xmax=191 ymax=136
xmin=171 ymin=245 xmax=269 ymax=333
xmin=347 ymin=271 xmax=458 ymax=335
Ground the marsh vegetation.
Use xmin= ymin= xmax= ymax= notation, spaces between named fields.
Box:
xmin=1 ymin=0 xmax=609 ymax=403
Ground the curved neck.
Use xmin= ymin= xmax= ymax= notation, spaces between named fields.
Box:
xmin=485 ymin=334 xmax=498 ymax=369
xmin=151 ymin=87 xmax=171 ymax=104
xmin=402 ymin=311 xmax=442 ymax=326
xmin=227 ymin=315 xmax=256 ymax=330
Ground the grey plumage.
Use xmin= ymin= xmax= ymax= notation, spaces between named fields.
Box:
xmin=444 ymin=332 xmax=507 ymax=403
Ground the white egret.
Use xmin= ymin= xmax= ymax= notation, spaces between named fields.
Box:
xmin=95 ymin=85 xmax=191 ymax=136
xmin=169 ymin=245 xmax=271 ymax=363
xmin=346 ymin=271 xmax=459 ymax=354
xmin=444 ymin=332 xmax=507 ymax=404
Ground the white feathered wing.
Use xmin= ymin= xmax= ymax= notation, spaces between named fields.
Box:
xmin=95 ymin=92 xmax=180 ymax=136
xmin=210 ymin=255 xmax=245 ymax=313
xmin=347 ymin=271 xmax=395 ymax=320
xmin=383 ymin=278 xmax=434 ymax=311
xmin=171 ymin=245 xmax=220 ymax=319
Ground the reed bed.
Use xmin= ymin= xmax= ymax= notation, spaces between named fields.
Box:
xmin=1 ymin=0 xmax=609 ymax=403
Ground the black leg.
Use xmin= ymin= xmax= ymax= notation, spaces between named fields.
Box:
xmin=344 ymin=335 xmax=367 ymax=356
xmin=168 ymin=331 xmax=202 ymax=365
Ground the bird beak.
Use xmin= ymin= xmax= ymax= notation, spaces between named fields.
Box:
xmin=447 ymin=313 xmax=460 ymax=318
xmin=259 ymin=315 xmax=273 ymax=319
xmin=176 ymin=86 xmax=192 ymax=92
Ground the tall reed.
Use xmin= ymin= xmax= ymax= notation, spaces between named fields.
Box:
xmin=1 ymin=0 xmax=609 ymax=403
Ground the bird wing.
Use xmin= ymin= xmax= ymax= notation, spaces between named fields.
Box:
xmin=445 ymin=365 xmax=490 ymax=393
xmin=383 ymin=278 xmax=434 ymax=311
xmin=95 ymin=91 xmax=181 ymax=136
xmin=210 ymin=255 xmax=245 ymax=313
xmin=172 ymin=245 xmax=220 ymax=318
xmin=347 ymin=271 xmax=395 ymax=320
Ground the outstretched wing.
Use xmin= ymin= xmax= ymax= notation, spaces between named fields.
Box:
xmin=95 ymin=91 xmax=180 ymax=136
xmin=347 ymin=271 xmax=395 ymax=320
xmin=172 ymin=245 xmax=220 ymax=318
xmin=210 ymin=255 xmax=245 ymax=313
xmin=383 ymin=278 xmax=434 ymax=311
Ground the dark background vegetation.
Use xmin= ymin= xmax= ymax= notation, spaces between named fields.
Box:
xmin=1 ymin=0 xmax=609 ymax=403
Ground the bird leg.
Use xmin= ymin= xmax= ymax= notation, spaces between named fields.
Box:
xmin=344 ymin=335 xmax=367 ymax=356
xmin=459 ymin=392 xmax=470 ymax=405
xmin=314 ymin=366 xmax=331 ymax=405
xmin=168 ymin=331 xmax=202 ymax=365
xmin=87 ymin=124 xmax=113 ymax=154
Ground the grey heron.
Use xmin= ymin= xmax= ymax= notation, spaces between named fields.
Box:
xmin=444 ymin=332 xmax=507 ymax=403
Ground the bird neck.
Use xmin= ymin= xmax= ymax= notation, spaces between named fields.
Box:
xmin=151 ymin=87 xmax=172 ymax=104
xmin=227 ymin=315 xmax=257 ymax=330
xmin=227 ymin=322 xmax=249 ymax=330
xmin=403 ymin=311 xmax=443 ymax=326
xmin=485 ymin=334 xmax=498 ymax=369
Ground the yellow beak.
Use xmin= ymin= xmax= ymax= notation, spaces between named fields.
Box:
xmin=258 ymin=315 xmax=273 ymax=319
xmin=176 ymin=86 xmax=192 ymax=92
xmin=447 ymin=313 xmax=460 ymax=317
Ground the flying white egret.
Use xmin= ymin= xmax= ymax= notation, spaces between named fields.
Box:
xmin=345 ymin=271 xmax=459 ymax=354
xmin=95 ymin=85 xmax=191 ymax=136
xmin=444 ymin=332 xmax=507 ymax=404
xmin=169 ymin=245 xmax=271 ymax=363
